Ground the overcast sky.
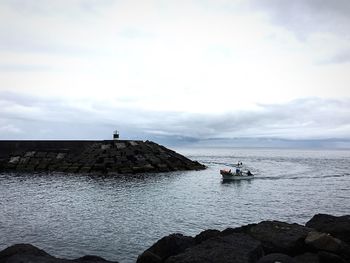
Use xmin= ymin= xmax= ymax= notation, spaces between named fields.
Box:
xmin=1 ymin=0 xmax=350 ymax=143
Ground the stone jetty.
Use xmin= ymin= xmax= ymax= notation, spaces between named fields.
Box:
xmin=0 ymin=140 xmax=205 ymax=174
xmin=1 ymin=214 xmax=349 ymax=263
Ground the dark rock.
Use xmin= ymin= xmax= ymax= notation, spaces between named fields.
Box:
xmin=136 ymin=250 xmax=161 ymax=263
xmin=0 ymin=244 xmax=118 ymax=263
xmin=247 ymin=221 xmax=312 ymax=255
xmin=137 ymin=234 xmax=195 ymax=263
xmin=305 ymin=231 xmax=343 ymax=253
xmin=165 ymin=233 xmax=263 ymax=263
xmin=74 ymin=255 xmax=118 ymax=262
xmin=221 ymin=224 xmax=257 ymax=236
xmin=194 ymin=229 xmax=221 ymax=244
xmin=257 ymin=253 xmax=297 ymax=263
xmin=0 ymin=243 xmax=50 ymax=257
xmin=220 ymin=227 xmax=237 ymax=236
xmin=306 ymin=214 xmax=350 ymax=244
xmin=305 ymin=231 xmax=350 ymax=261
xmin=294 ymin=252 xmax=320 ymax=263
xmin=318 ymin=251 xmax=346 ymax=263
xmin=0 ymin=243 xmax=63 ymax=263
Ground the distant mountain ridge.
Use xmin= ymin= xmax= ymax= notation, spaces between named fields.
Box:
xmin=158 ymin=136 xmax=350 ymax=149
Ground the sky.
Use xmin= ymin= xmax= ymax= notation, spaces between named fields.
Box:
xmin=1 ymin=0 xmax=350 ymax=145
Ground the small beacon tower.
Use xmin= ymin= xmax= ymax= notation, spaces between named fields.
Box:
xmin=113 ymin=130 xmax=119 ymax=140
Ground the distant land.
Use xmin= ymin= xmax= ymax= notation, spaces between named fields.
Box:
xmin=2 ymin=132 xmax=350 ymax=149
xmin=153 ymin=136 xmax=350 ymax=149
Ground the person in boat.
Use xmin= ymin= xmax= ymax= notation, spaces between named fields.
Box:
xmin=236 ymin=168 xmax=240 ymax=175
xmin=247 ymin=170 xmax=252 ymax=176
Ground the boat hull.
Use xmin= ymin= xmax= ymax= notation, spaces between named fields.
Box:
xmin=222 ymin=174 xmax=254 ymax=180
xmin=220 ymin=169 xmax=254 ymax=180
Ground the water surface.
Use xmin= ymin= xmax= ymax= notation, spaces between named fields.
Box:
xmin=0 ymin=147 xmax=349 ymax=262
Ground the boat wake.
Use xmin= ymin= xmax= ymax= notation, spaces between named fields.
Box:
xmin=252 ymin=173 xmax=347 ymax=181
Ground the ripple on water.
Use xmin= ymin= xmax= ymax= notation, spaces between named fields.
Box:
xmin=1 ymin=148 xmax=350 ymax=263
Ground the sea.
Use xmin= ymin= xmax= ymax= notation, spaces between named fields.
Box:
xmin=0 ymin=147 xmax=349 ymax=263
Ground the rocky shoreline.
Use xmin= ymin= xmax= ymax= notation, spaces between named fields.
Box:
xmin=1 ymin=214 xmax=349 ymax=263
xmin=0 ymin=140 xmax=205 ymax=174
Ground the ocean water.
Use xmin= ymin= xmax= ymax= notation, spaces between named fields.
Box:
xmin=0 ymin=147 xmax=349 ymax=263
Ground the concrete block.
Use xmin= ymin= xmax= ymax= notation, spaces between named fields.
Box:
xmin=66 ymin=166 xmax=80 ymax=173
xmin=47 ymin=152 xmax=57 ymax=159
xmin=9 ymin=156 xmax=20 ymax=164
xmin=23 ymin=165 xmax=37 ymax=172
xmin=56 ymin=153 xmax=66 ymax=159
xmin=80 ymin=166 xmax=92 ymax=173
xmin=119 ymin=167 xmax=133 ymax=174
xmin=130 ymin=141 xmax=138 ymax=146
xmin=19 ymin=157 xmax=30 ymax=164
xmin=37 ymin=163 xmax=48 ymax=171
xmin=101 ymin=144 xmax=111 ymax=150
xmin=35 ymin=152 xmax=47 ymax=158
xmin=24 ymin=151 xmax=36 ymax=157
xmin=115 ymin=143 xmax=126 ymax=149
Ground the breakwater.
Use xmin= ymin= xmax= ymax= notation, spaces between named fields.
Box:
xmin=0 ymin=140 xmax=205 ymax=174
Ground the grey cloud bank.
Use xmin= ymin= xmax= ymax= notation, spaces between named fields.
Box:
xmin=1 ymin=91 xmax=350 ymax=147
xmin=250 ymin=0 xmax=350 ymax=35
xmin=1 ymin=0 xmax=349 ymax=148
xmin=249 ymin=0 xmax=350 ymax=63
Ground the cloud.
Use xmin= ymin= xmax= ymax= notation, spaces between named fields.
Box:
xmin=0 ymin=0 xmax=115 ymax=56
xmin=0 ymin=123 xmax=22 ymax=134
xmin=0 ymin=0 xmax=349 ymax=129
xmin=0 ymin=64 xmax=54 ymax=72
xmin=2 ymin=0 xmax=116 ymax=16
xmin=1 ymin=92 xmax=350 ymax=142
xmin=250 ymin=0 xmax=350 ymax=37
xmin=118 ymin=27 xmax=156 ymax=39
xmin=149 ymin=98 xmax=350 ymax=140
xmin=248 ymin=0 xmax=350 ymax=64
xmin=321 ymin=50 xmax=350 ymax=64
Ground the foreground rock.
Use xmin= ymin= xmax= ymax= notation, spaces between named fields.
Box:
xmin=306 ymin=214 xmax=350 ymax=244
xmin=0 ymin=244 xmax=118 ymax=263
xmin=2 ymin=214 xmax=349 ymax=263
xmin=245 ymin=221 xmax=311 ymax=255
xmin=138 ymin=214 xmax=350 ymax=263
xmin=165 ymin=234 xmax=263 ymax=263
xmin=137 ymin=234 xmax=195 ymax=263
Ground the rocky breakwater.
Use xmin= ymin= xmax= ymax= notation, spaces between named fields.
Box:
xmin=137 ymin=213 xmax=350 ymax=263
xmin=0 ymin=140 xmax=205 ymax=174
